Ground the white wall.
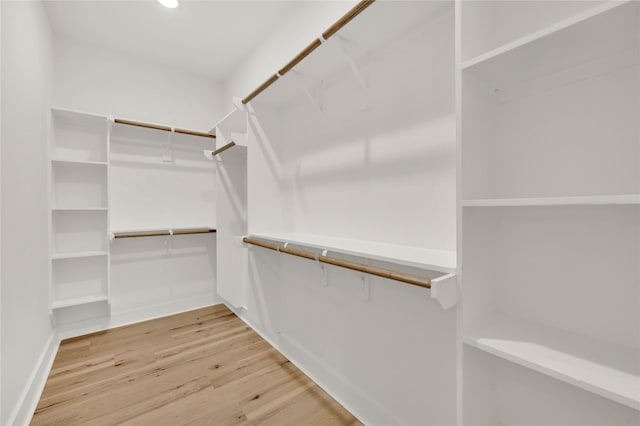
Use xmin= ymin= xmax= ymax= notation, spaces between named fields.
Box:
xmin=54 ymin=35 xmax=224 ymax=131
xmin=224 ymin=1 xmax=357 ymax=102
xmin=1 ymin=2 xmax=55 ymax=424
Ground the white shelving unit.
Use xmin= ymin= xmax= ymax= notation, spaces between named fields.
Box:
xmin=49 ymin=108 xmax=111 ymax=317
xmin=460 ymin=0 xmax=639 ymax=423
xmin=48 ymin=108 xmax=218 ymax=328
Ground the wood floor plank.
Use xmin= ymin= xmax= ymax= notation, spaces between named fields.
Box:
xmin=32 ymin=305 xmax=361 ymax=426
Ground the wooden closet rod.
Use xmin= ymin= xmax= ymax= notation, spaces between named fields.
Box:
xmin=241 ymin=0 xmax=376 ymax=105
xmin=242 ymin=237 xmax=431 ymax=289
xmin=113 ymin=228 xmax=216 ymax=239
xmin=209 ymin=141 xmax=237 ymax=156
xmin=114 ymin=118 xmax=216 ymax=139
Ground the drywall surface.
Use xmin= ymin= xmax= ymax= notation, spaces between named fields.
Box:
xmin=1 ymin=1 xmax=55 ymax=424
xmin=53 ymin=35 xmax=224 ymax=132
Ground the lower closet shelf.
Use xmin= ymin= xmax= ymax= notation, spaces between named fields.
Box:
xmin=464 ymin=313 xmax=640 ymax=410
xmin=51 ymin=295 xmax=109 ymax=310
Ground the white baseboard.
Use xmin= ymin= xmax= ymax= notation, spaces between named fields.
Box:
xmin=226 ymin=304 xmax=401 ymax=426
xmin=57 ymin=293 xmax=221 ymax=340
xmin=7 ymin=332 xmax=60 ymax=426
xmin=6 ymin=296 xmax=222 ymax=425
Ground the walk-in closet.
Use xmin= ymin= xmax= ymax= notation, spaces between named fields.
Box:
xmin=2 ymin=0 xmax=638 ymax=425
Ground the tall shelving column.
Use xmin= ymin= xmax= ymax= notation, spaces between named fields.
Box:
xmin=459 ymin=1 xmax=639 ymax=424
xmin=49 ymin=108 xmax=110 ymax=322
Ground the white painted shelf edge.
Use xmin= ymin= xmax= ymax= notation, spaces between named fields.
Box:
xmin=51 ymin=107 xmax=107 ymax=123
xmin=51 ymin=295 xmax=109 ymax=310
xmin=464 ymin=312 xmax=640 ymax=410
xmin=52 ymin=208 xmax=108 ymax=211
xmin=462 ymin=194 xmax=640 ymax=207
xmin=110 ymin=225 xmax=216 ymax=234
xmin=51 ymin=251 xmax=108 ymax=260
xmin=461 ymin=0 xmax=630 ymax=70
xmin=213 ymin=105 xmax=247 ymax=134
xmin=52 ymin=159 xmax=108 ymax=166
xmin=249 ymin=232 xmax=456 ymax=274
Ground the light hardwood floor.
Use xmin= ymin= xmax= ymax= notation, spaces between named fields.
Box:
xmin=32 ymin=305 xmax=362 ymax=425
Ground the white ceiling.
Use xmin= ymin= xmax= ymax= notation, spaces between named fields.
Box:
xmin=43 ymin=0 xmax=300 ymax=81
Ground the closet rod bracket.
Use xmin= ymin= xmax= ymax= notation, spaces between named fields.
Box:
xmin=319 ymin=249 xmax=329 ymax=286
xmin=360 ymin=260 xmax=371 ymax=301
xmin=430 ymin=273 xmax=457 ymax=310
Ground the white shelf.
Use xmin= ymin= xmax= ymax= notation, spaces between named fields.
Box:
xmin=249 ymin=232 xmax=456 ymax=274
xmin=52 ymin=159 xmax=108 ymax=167
xmin=52 ymin=207 xmax=108 ymax=211
xmin=464 ymin=313 xmax=640 ymax=410
xmin=462 ymin=194 xmax=640 ymax=207
xmin=51 ymin=295 xmax=109 ymax=310
xmin=52 ymin=107 xmax=107 ymax=126
xmin=51 ymin=251 xmax=108 ymax=260
xmin=214 ymin=107 xmax=246 ymax=133
xmin=461 ymin=1 xmax=631 ymax=70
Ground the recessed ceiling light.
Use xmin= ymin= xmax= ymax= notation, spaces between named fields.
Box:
xmin=158 ymin=0 xmax=179 ymax=9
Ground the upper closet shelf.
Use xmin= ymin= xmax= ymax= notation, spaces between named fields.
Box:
xmin=249 ymin=232 xmax=456 ymax=274
xmin=213 ymin=106 xmax=247 ymax=134
xmin=52 ymin=107 xmax=107 ymax=127
xmin=461 ymin=0 xmax=632 ymax=71
xmin=462 ymin=194 xmax=640 ymax=207
xmin=465 ymin=313 xmax=640 ymax=410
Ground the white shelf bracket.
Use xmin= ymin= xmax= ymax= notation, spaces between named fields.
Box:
xmin=358 ymin=258 xmax=371 ymax=301
xmin=430 ymin=273 xmax=457 ymax=310
xmin=164 ymin=230 xmax=174 ymax=254
xmin=360 ymin=275 xmax=371 ymax=302
xmin=290 ymin=70 xmax=324 ymax=112
xmin=337 ymin=36 xmax=372 ymax=110
xmin=163 ymin=129 xmax=174 ymax=163
xmin=318 ymin=250 xmax=329 ymax=286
